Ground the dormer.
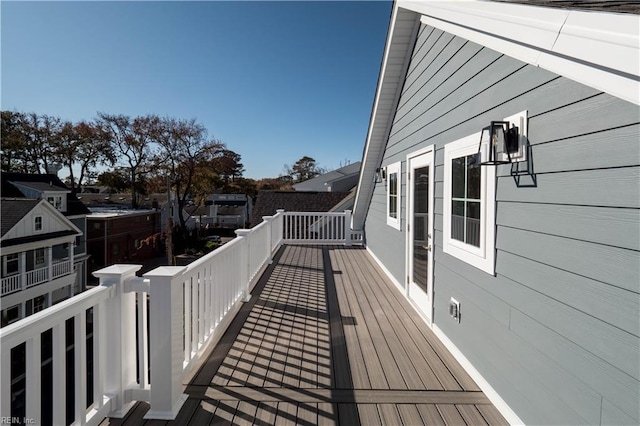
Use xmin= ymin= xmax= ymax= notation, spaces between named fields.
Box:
xmin=8 ymin=181 xmax=71 ymax=213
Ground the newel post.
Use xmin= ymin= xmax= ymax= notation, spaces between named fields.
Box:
xmin=276 ymin=209 xmax=285 ymax=245
xmin=344 ymin=210 xmax=352 ymax=247
xmin=263 ymin=215 xmax=274 ymax=264
xmin=92 ymin=264 xmax=142 ymax=418
xmin=143 ymin=266 xmax=188 ymax=420
xmin=235 ymin=229 xmax=252 ymax=302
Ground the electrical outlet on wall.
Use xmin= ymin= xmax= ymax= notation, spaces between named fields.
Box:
xmin=449 ymin=297 xmax=461 ymax=323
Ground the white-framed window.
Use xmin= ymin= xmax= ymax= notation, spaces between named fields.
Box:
xmin=34 ymin=248 xmax=46 ymax=267
xmin=386 ymin=162 xmax=401 ymax=230
xmin=443 ymin=133 xmax=496 ymax=275
xmin=47 ymin=195 xmax=63 ymax=211
xmin=1 ymin=304 xmax=21 ymax=327
xmin=34 ymin=216 xmax=43 ymax=231
xmin=2 ymin=254 xmax=19 ymax=277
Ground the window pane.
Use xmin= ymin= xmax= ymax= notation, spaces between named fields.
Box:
xmin=452 ymin=157 xmax=465 ymax=198
xmin=389 ymin=195 xmax=397 ymax=218
xmin=389 ymin=173 xmax=397 ymax=196
xmin=36 ymin=248 xmax=46 ymax=266
xmin=466 ymin=155 xmax=481 ymax=199
xmin=5 ymin=255 xmax=19 ymax=275
xmin=466 ymin=201 xmax=481 ymax=247
xmin=451 ymin=201 xmax=465 ymax=242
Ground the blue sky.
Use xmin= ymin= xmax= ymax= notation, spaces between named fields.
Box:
xmin=1 ymin=1 xmax=392 ymax=179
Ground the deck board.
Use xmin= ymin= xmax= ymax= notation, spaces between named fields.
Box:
xmin=112 ymin=245 xmax=507 ymax=425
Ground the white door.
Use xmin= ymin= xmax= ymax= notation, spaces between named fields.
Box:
xmin=407 ymin=149 xmax=434 ymax=323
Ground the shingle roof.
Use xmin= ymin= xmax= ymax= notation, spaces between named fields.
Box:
xmin=1 ymin=172 xmax=90 ymax=216
xmin=252 ymin=191 xmax=350 ymax=227
xmin=293 ymin=162 xmax=361 ymax=192
xmin=9 ymin=180 xmax=68 ymax=192
xmin=1 ymin=199 xmax=40 ymax=237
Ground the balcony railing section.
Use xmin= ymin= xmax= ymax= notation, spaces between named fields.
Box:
xmin=0 ymin=210 xmax=362 ymax=422
xmin=25 ymin=266 xmax=49 ymax=288
xmin=283 ymin=210 xmax=360 ymax=245
xmin=0 ymin=285 xmax=113 ymax=425
xmin=1 ymin=259 xmax=75 ymax=297
xmin=52 ymin=259 xmax=72 ymax=280
xmin=1 ymin=275 xmax=21 ymax=296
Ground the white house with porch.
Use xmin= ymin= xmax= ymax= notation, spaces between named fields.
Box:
xmin=1 ymin=199 xmax=82 ymax=326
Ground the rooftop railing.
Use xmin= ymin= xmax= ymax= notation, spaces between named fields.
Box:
xmin=0 ymin=210 xmax=361 ymax=423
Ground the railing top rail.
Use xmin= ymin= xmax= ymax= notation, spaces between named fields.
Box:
xmin=282 ymin=211 xmax=348 ymax=217
xmin=0 ymin=285 xmax=111 ymax=348
xmin=182 ymin=234 xmax=243 ymax=273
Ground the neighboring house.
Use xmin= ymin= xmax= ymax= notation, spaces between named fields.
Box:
xmin=352 ymin=1 xmax=639 ymax=426
xmin=158 ymin=193 xmax=197 ymax=231
xmin=1 ymin=173 xmax=91 ymax=326
xmin=207 ymin=194 xmax=253 ymax=229
xmin=251 ymin=190 xmax=351 ymax=227
xmin=292 ymin=161 xmax=361 ymax=192
xmin=78 ymin=192 xmax=166 ymax=211
xmin=86 ymin=209 xmax=162 ymax=277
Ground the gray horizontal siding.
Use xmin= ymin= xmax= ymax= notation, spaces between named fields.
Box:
xmin=364 ymin=20 xmax=640 ymax=426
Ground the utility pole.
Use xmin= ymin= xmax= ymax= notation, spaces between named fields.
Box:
xmin=166 ymin=174 xmax=174 ymax=266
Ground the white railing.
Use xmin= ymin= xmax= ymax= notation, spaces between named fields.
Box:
xmin=0 ymin=285 xmax=114 ymax=425
xmin=52 ymin=259 xmax=72 ymax=279
xmin=282 ymin=210 xmax=358 ymax=245
xmin=0 ymin=210 xmax=360 ymax=423
xmin=1 ymin=274 xmax=21 ymax=295
xmin=26 ymin=266 xmax=48 ymax=288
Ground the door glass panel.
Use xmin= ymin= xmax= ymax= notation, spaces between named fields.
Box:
xmin=413 ymin=167 xmax=429 ymax=293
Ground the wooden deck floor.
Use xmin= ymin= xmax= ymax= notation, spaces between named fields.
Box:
xmin=103 ymin=245 xmax=508 ymax=425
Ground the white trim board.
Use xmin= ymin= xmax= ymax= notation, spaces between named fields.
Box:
xmin=400 ymin=0 xmax=639 ymax=105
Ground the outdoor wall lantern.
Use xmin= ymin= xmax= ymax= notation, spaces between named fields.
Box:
xmin=477 ymin=121 xmax=520 ymax=166
xmin=375 ymin=167 xmax=387 ymax=183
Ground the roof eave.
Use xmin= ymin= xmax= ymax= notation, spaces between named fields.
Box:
xmin=353 ymin=4 xmax=421 ymax=230
xmin=353 ymin=0 xmax=639 ymax=230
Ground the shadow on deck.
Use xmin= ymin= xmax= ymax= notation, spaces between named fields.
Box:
xmin=102 ymin=245 xmax=507 ymax=425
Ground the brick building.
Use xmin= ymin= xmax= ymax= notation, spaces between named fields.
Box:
xmin=86 ymin=209 xmax=162 ymax=277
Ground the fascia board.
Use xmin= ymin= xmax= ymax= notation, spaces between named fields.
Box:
xmin=0 ymin=234 xmax=79 ymax=256
xmin=353 ymin=3 xmax=407 ymax=229
xmin=403 ymin=0 xmax=639 ymax=105
xmin=554 ymin=11 xmax=639 ymax=77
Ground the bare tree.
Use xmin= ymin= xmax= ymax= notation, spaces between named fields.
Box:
xmin=1 ymin=111 xmax=28 ymax=172
xmin=97 ymin=113 xmax=158 ymax=208
xmin=3 ymin=112 xmax=62 ymax=173
xmin=155 ymin=117 xmax=224 ymax=228
xmin=55 ymin=120 xmax=115 ymax=192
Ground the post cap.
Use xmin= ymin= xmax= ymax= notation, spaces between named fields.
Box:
xmin=93 ymin=264 xmax=142 ymax=278
xmin=143 ymin=266 xmax=187 ymax=278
